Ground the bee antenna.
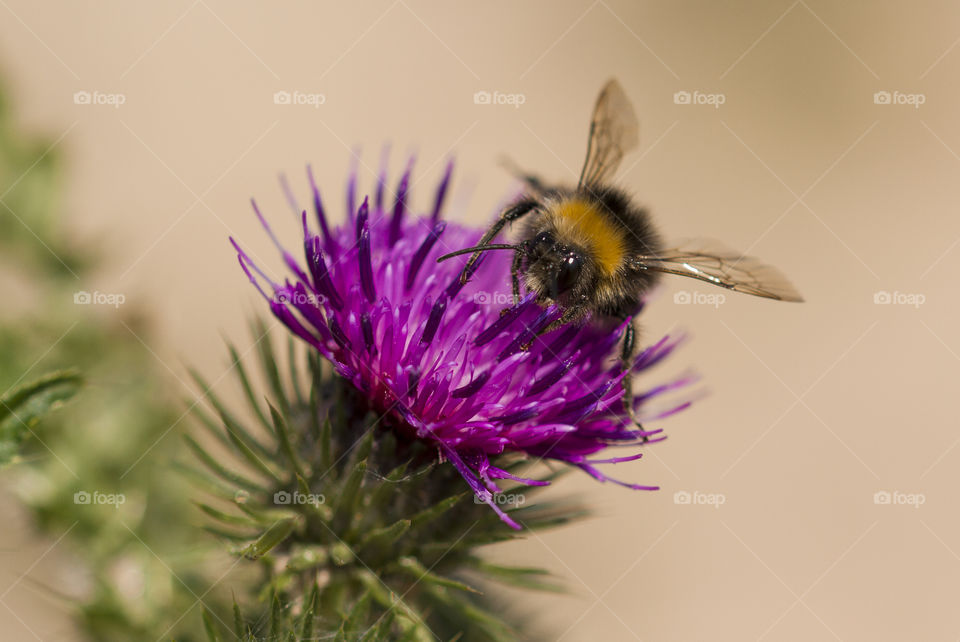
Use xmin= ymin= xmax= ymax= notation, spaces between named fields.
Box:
xmin=436 ymin=244 xmax=518 ymax=263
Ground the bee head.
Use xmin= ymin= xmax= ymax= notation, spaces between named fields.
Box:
xmin=524 ymin=230 xmax=589 ymax=301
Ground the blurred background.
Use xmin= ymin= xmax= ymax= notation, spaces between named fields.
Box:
xmin=0 ymin=1 xmax=957 ymax=639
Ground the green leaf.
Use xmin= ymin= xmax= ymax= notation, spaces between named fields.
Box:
xmin=357 ymin=518 xmax=410 ymax=551
xmin=295 ymin=474 xmax=332 ymax=520
xmin=202 ymin=607 xmax=221 ymax=642
xmin=226 ymin=340 xmax=271 ymax=433
xmin=409 ymin=492 xmax=468 ymax=530
xmin=252 ymin=318 xmax=288 ymax=418
xmin=184 ymin=399 xmax=232 ymax=450
xmin=351 ymin=427 xmax=375 ymax=465
xmin=269 ymin=401 xmax=307 ymax=479
xmin=395 ymin=557 xmax=480 ymax=594
xmin=194 ymin=501 xmax=261 ymax=528
xmin=359 ymin=610 xmax=395 ymax=642
xmin=468 ymin=558 xmax=564 ymax=593
xmin=188 ymin=367 xmax=274 ymax=461
xmin=182 ymin=434 xmax=268 ymax=494
xmin=363 ymin=459 xmax=411 ymax=514
xmin=319 ymin=415 xmax=333 ymax=472
xmin=172 ymin=460 xmax=244 ymax=503
xmin=269 ymin=590 xmax=284 ymax=639
xmin=511 ymin=501 xmax=590 ymax=530
xmin=421 ymin=583 xmax=512 ymax=639
xmin=232 ymin=598 xmax=246 ymax=638
xmin=308 ymin=374 xmax=323 ymax=443
xmin=237 ymin=517 xmax=297 ymax=560
xmin=329 ymin=541 xmax=354 ymax=566
xmin=339 ymin=424 xmax=375 ymax=483
xmin=355 ymin=570 xmax=430 ymax=638
xmin=298 ymin=582 xmax=319 ymax=639
xmin=425 ymin=583 xmax=516 ymax=640
xmin=203 ymin=524 xmax=256 ymax=542
xmin=217 ymin=408 xmax=283 ymax=483
xmin=287 ymin=335 xmax=305 ymax=407
xmin=340 ymin=593 xmax=371 ymax=640
xmin=332 ymin=459 xmax=367 ymax=529
xmin=285 ymin=544 xmax=329 ymax=573
xmin=0 ymin=369 xmax=81 ymax=465
xmin=421 ymin=530 xmax=518 ymax=554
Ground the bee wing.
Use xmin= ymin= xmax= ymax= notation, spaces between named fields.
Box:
xmin=636 ymin=239 xmax=804 ymax=302
xmin=578 ymin=79 xmax=639 ymax=188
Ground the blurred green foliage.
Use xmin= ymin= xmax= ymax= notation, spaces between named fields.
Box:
xmin=0 ymin=370 xmax=81 ymax=466
xmin=0 ymin=81 xmax=230 ymax=641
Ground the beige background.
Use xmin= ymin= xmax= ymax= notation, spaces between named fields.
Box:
xmin=1 ymin=1 xmax=958 ymax=640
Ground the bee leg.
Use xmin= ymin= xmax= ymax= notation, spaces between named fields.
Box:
xmin=520 ymin=308 xmax=579 ymax=351
xmin=619 ymin=318 xmax=650 ymax=443
xmin=511 ymin=249 xmax=523 ymax=305
xmin=500 ymin=250 xmax=524 ymax=318
xmin=460 ymin=198 xmax=538 ymax=285
xmin=500 ymin=250 xmax=523 ymax=316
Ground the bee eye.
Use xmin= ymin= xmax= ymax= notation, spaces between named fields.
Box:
xmin=555 ymin=253 xmax=583 ymax=294
xmin=533 ymin=231 xmax=553 ymax=250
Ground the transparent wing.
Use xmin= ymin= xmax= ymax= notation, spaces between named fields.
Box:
xmin=578 ymin=79 xmax=639 ymax=188
xmin=637 ymin=239 xmax=804 ymax=302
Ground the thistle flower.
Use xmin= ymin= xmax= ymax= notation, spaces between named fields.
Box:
xmin=231 ymin=158 xmax=691 ymax=528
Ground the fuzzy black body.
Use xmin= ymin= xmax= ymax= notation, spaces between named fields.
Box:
xmin=517 ymin=183 xmax=662 ymax=323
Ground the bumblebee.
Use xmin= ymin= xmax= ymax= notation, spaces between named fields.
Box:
xmin=439 ymin=79 xmax=802 ymax=436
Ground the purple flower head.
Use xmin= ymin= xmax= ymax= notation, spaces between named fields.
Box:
xmin=231 ymin=157 xmax=693 ymax=528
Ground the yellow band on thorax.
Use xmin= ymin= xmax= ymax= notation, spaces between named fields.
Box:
xmin=552 ymin=199 xmax=625 ymax=276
